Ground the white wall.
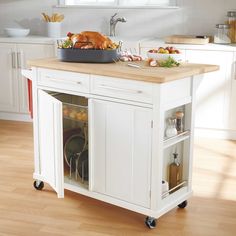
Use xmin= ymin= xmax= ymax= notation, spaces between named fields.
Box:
xmin=0 ymin=0 xmax=235 ymax=38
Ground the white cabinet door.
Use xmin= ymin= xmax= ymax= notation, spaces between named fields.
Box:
xmin=37 ymin=90 xmax=64 ymax=198
xmin=0 ymin=43 xmax=18 ymax=112
xmin=17 ymin=44 xmax=54 ymax=113
xmin=90 ymin=99 xmax=152 ymax=208
xmin=229 ymin=52 xmax=236 ymax=130
xmin=186 ymin=50 xmax=233 ymax=129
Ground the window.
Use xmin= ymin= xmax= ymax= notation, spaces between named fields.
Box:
xmin=58 ymin=0 xmax=177 ymax=7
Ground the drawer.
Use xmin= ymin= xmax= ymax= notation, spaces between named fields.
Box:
xmin=37 ymin=69 xmax=90 ymax=94
xmin=91 ymin=75 xmax=153 ymax=104
xmin=161 ymin=77 xmax=191 ymax=107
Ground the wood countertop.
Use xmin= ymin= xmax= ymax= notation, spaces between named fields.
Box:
xmin=28 ymin=58 xmax=219 ymax=83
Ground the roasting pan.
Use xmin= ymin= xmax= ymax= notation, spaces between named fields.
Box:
xmin=57 ymin=48 xmax=119 ymax=63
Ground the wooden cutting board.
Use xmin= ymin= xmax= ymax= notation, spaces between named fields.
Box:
xmin=165 ymin=35 xmax=210 ymax=44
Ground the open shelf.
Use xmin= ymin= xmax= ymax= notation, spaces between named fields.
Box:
xmin=64 ymin=175 xmax=88 ymax=190
xmin=63 ymin=102 xmax=88 ymax=123
xmin=164 ymin=130 xmax=190 ymax=149
xmin=162 ymin=180 xmax=187 ymax=199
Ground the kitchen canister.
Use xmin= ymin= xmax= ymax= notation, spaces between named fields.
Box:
xmin=214 ymin=24 xmax=231 ymax=44
xmin=47 ymin=22 xmax=61 ymax=38
xmin=227 ymin=11 xmax=236 ymax=43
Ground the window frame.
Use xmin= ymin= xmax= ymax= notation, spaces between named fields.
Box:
xmin=57 ymin=0 xmax=179 ymax=8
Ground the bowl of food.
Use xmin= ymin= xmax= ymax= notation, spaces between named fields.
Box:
xmin=4 ymin=28 xmax=30 ymax=37
xmin=147 ymin=46 xmax=183 ymax=61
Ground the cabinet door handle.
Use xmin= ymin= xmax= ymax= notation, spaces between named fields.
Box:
xmin=11 ymin=52 xmax=16 ymax=69
xmin=17 ymin=52 xmax=22 ymax=69
xmin=98 ymin=84 xmax=143 ymax=94
xmin=45 ymin=76 xmax=81 ymax=84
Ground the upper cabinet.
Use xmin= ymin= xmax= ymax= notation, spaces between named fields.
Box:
xmin=58 ymin=0 xmax=178 ymax=8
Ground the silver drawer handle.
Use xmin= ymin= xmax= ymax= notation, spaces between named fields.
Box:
xmin=45 ymin=76 xmax=81 ymax=84
xmin=17 ymin=52 xmax=22 ymax=69
xmin=11 ymin=52 xmax=16 ymax=69
xmin=99 ymin=84 xmax=142 ymax=94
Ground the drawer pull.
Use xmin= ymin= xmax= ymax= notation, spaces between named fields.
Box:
xmin=99 ymin=84 xmax=143 ymax=94
xmin=17 ymin=52 xmax=22 ymax=69
xmin=45 ymin=76 xmax=82 ymax=85
xmin=11 ymin=52 xmax=16 ymax=69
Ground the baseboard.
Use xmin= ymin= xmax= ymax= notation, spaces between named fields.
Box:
xmin=195 ymin=128 xmax=236 ymax=140
xmin=0 ymin=112 xmax=32 ymax=122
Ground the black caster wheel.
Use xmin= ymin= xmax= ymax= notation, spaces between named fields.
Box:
xmin=178 ymin=200 xmax=188 ymax=209
xmin=33 ymin=180 xmax=44 ymax=190
xmin=145 ymin=216 xmax=157 ymax=229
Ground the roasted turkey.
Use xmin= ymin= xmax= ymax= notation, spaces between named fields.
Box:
xmin=68 ymin=31 xmax=116 ymax=50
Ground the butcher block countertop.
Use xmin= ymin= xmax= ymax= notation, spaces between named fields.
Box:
xmin=28 ymin=58 xmax=219 ymax=83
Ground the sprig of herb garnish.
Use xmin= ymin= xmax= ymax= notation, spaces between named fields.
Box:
xmin=158 ymin=56 xmax=180 ymax=68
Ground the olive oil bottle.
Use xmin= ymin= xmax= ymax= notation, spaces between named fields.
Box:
xmin=169 ymin=152 xmax=181 ymax=191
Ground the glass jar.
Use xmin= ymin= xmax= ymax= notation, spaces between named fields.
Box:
xmin=227 ymin=11 xmax=236 ymax=43
xmin=165 ymin=117 xmax=178 ymax=138
xmin=214 ymin=24 xmax=231 ymax=44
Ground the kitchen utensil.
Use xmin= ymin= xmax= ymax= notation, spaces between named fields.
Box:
xmin=41 ymin=12 xmax=64 ymax=22
xmin=64 ymin=134 xmax=85 ymax=176
xmin=77 ymin=149 xmax=89 ymax=182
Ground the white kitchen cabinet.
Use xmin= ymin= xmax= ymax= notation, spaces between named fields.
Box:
xmin=185 ymin=50 xmax=233 ymax=131
xmin=0 ymin=43 xmax=18 ymax=113
xmin=229 ymin=52 xmax=236 ymax=132
xmin=90 ymin=99 xmax=152 ymax=208
xmin=29 ymin=66 xmax=200 ymax=228
xmin=0 ymin=42 xmax=54 ymax=120
xmin=26 ymin=61 xmax=216 ymax=228
xmin=36 ymin=90 xmax=64 ymax=197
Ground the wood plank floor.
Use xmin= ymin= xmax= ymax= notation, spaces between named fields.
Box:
xmin=0 ymin=120 xmax=236 ymax=236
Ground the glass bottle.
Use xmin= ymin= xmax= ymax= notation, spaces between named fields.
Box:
xmin=214 ymin=24 xmax=231 ymax=44
xmin=227 ymin=11 xmax=236 ymax=43
xmin=165 ymin=117 xmax=178 ymax=138
xmin=169 ymin=152 xmax=181 ymax=190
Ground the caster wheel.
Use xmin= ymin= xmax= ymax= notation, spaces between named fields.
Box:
xmin=145 ymin=216 xmax=156 ymax=229
xmin=178 ymin=200 xmax=188 ymax=208
xmin=33 ymin=180 xmax=44 ymax=190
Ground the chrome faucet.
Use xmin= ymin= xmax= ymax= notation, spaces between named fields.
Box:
xmin=110 ymin=13 xmax=127 ymax=37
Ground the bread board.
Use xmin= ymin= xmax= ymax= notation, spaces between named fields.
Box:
xmin=165 ymin=35 xmax=210 ymax=45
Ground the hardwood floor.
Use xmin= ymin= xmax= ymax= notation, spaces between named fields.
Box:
xmin=0 ymin=120 xmax=236 ymax=236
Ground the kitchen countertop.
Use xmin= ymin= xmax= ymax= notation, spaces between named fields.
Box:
xmin=0 ymin=35 xmax=55 ymax=44
xmin=28 ymin=57 xmax=219 ymax=83
xmin=139 ymin=38 xmax=236 ymax=52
